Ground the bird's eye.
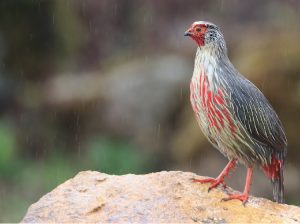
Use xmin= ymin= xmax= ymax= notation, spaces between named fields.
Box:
xmin=196 ymin=28 xmax=201 ymax=32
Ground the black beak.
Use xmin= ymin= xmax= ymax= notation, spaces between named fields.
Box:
xmin=184 ymin=31 xmax=190 ymax=36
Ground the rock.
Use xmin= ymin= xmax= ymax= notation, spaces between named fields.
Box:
xmin=21 ymin=171 xmax=300 ymax=223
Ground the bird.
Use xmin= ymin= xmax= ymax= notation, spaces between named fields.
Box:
xmin=184 ymin=21 xmax=287 ymax=205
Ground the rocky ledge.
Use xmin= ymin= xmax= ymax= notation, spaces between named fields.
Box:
xmin=21 ymin=171 xmax=300 ymax=223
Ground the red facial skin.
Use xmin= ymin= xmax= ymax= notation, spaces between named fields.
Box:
xmin=186 ymin=23 xmax=209 ymax=47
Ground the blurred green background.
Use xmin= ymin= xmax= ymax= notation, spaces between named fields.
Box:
xmin=0 ymin=0 xmax=300 ymax=222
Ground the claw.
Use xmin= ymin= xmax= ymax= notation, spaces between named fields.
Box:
xmin=223 ymin=184 xmax=227 ymax=190
xmin=220 ymin=198 xmax=225 ymax=202
xmin=221 ymin=192 xmax=249 ymax=205
xmin=190 ymin=158 xmax=238 ymax=198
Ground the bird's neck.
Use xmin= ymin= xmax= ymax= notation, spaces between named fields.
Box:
xmin=195 ymin=43 xmax=227 ymax=69
xmin=192 ymin=45 xmax=219 ymax=89
xmin=192 ymin=43 xmax=231 ymax=86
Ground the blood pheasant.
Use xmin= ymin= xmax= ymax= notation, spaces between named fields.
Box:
xmin=184 ymin=21 xmax=287 ymax=205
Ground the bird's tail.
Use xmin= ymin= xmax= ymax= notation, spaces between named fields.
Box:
xmin=262 ymin=153 xmax=285 ymax=204
xmin=271 ymin=162 xmax=285 ymax=204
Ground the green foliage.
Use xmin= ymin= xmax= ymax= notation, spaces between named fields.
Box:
xmin=0 ymin=119 xmax=16 ymax=173
xmin=0 ymin=135 xmax=157 ymax=222
xmin=87 ymin=136 xmax=152 ymax=175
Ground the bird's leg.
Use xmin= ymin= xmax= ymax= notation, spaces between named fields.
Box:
xmin=191 ymin=158 xmax=237 ymax=192
xmin=221 ymin=166 xmax=253 ymax=206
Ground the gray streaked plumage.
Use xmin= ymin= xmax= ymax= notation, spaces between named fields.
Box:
xmin=189 ymin=21 xmax=287 ymax=203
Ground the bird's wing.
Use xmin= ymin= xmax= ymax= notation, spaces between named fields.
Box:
xmin=230 ymin=78 xmax=287 ymax=152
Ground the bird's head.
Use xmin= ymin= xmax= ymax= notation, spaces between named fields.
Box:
xmin=184 ymin=21 xmax=224 ymax=48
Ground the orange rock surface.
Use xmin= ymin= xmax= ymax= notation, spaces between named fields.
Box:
xmin=21 ymin=171 xmax=300 ymax=223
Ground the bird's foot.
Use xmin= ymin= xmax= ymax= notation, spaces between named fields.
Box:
xmin=190 ymin=158 xmax=237 ymax=192
xmin=220 ymin=192 xmax=249 ymax=207
xmin=190 ymin=176 xmax=226 ymax=192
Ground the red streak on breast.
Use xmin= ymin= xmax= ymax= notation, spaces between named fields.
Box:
xmin=262 ymin=154 xmax=280 ymax=179
xmin=190 ymin=71 xmax=236 ymax=138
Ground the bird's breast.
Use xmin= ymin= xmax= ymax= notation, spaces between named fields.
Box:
xmin=190 ymin=60 xmax=236 ymax=139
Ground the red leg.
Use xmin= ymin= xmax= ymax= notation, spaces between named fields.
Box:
xmin=191 ymin=158 xmax=237 ymax=192
xmin=221 ymin=166 xmax=253 ymax=206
